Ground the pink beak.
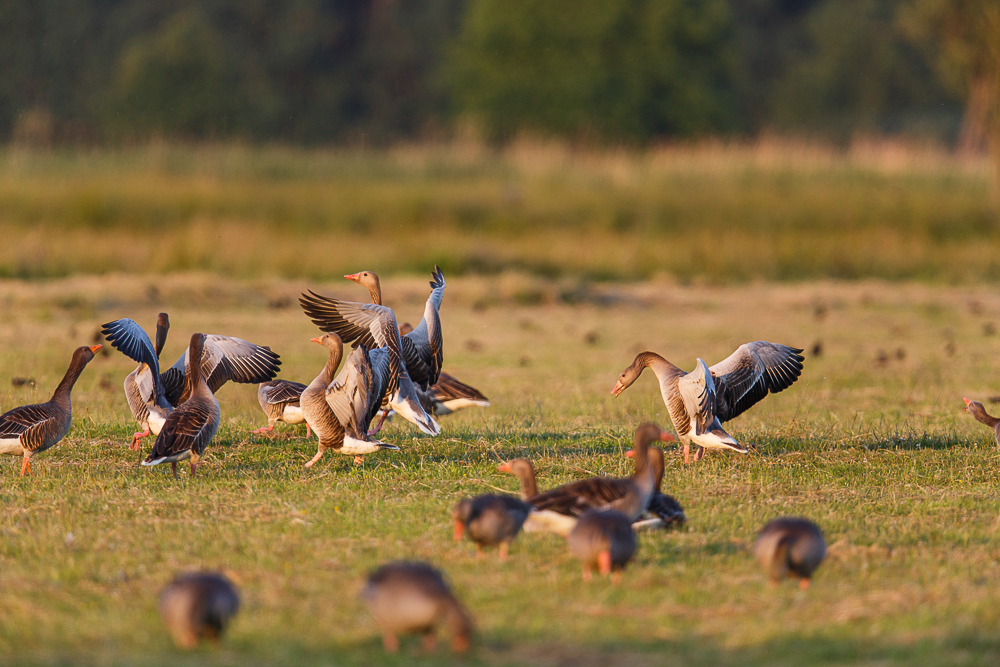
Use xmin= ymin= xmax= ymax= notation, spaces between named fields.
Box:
xmin=611 ymin=380 xmax=624 ymax=397
xmin=344 ymin=273 xmax=360 ymax=283
xmin=963 ymin=397 xmax=972 ymax=406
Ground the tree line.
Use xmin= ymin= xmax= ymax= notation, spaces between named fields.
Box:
xmin=0 ymin=0 xmax=996 ymax=147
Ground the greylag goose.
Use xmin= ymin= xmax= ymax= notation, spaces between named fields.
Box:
xmin=141 ymin=333 xmax=220 ymax=479
xmin=497 ymin=458 xmax=538 ymax=499
xmin=567 ymin=508 xmax=637 ymax=583
xmin=612 ymin=342 xmax=805 ymax=462
xmin=452 ymin=494 xmax=532 ymax=560
xmin=159 ymin=572 xmax=240 ymax=648
xmin=102 ymin=315 xmax=281 ymax=450
xmin=0 ymin=345 xmax=101 ymax=476
xmin=253 ymin=379 xmax=310 ymax=436
xmin=499 ymin=423 xmax=673 ymax=536
xmin=300 ymin=334 xmax=400 ymax=467
xmin=963 ymin=398 xmax=1000 ymax=448
xmin=625 ymin=446 xmax=686 ymax=530
xmin=298 ymin=290 xmax=439 ymax=436
xmin=753 ymin=517 xmax=826 ymax=589
xmin=361 ymin=561 xmax=473 ymax=653
xmin=424 ymin=372 xmax=490 ymax=416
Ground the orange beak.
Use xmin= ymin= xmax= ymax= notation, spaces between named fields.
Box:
xmin=453 ymin=519 xmax=464 ymax=541
xmin=497 ymin=462 xmax=511 ymax=473
xmin=611 ymin=380 xmax=625 ymax=397
xmin=344 ymin=273 xmax=361 ymax=283
xmin=659 ymin=431 xmax=676 ymax=442
xmin=310 ymin=336 xmax=323 ymax=344
xmin=88 ymin=344 xmax=102 ymax=354
xmin=625 ymin=449 xmax=635 ymax=458
xmin=963 ymin=397 xmax=972 ymax=406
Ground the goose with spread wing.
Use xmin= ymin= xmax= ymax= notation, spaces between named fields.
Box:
xmin=102 ymin=315 xmax=281 ymax=450
xmin=298 ymin=289 xmax=439 ymax=436
xmin=612 ymin=342 xmax=804 ymax=462
xmin=0 ymin=345 xmax=101 ymax=476
xmin=253 ymin=379 xmax=310 ymax=436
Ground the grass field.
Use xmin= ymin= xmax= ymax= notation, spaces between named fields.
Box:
xmin=2 ymin=271 xmax=1000 ymax=666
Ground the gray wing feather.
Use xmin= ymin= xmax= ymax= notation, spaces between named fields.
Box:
xmin=710 ymin=342 xmax=805 ymax=422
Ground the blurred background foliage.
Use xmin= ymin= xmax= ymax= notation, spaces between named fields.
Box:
xmin=0 ymin=0 xmax=997 ymax=149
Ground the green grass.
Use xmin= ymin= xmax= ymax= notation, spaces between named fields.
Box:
xmin=0 ymin=141 xmax=996 ymax=282
xmin=2 ymin=273 xmax=1000 ymax=665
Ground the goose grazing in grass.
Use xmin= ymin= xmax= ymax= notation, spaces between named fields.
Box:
xmin=0 ymin=345 xmax=101 ymax=476
xmin=499 ymin=423 xmax=673 ymax=536
xmin=361 ymin=561 xmax=473 ymax=653
xmin=612 ymin=342 xmax=805 ymax=462
xmin=159 ymin=572 xmax=240 ymax=648
xmin=102 ymin=314 xmax=281 ymax=451
xmin=567 ymin=508 xmax=637 ymax=583
xmin=963 ymin=398 xmax=1000 ymax=449
xmin=299 ymin=287 xmax=440 ymax=437
xmin=753 ymin=517 xmax=826 ymax=589
xmin=141 ymin=333 xmax=220 ymax=479
xmin=300 ymin=334 xmax=400 ymax=467
xmin=452 ymin=494 xmax=532 ymax=561
xmin=253 ymin=379 xmax=310 ymax=436
xmin=625 ymin=446 xmax=686 ymax=530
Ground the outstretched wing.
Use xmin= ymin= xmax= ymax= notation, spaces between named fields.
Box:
xmin=102 ymin=318 xmax=163 ymax=398
xmin=167 ymin=335 xmax=282 ymax=401
xmin=401 ymin=266 xmax=445 ymax=389
xmin=261 ymin=379 xmax=307 ymax=405
xmin=710 ymin=342 xmax=804 ymax=423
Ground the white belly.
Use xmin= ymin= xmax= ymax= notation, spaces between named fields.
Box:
xmin=281 ymin=405 xmax=305 ymax=424
xmin=0 ymin=437 xmax=25 ymax=456
xmin=339 ymin=435 xmax=388 ymax=456
xmin=147 ymin=409 xmax=168 ymax=436
xmin=523 ymin=510 xmax=577 ymax=537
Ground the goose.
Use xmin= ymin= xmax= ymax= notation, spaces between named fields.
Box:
xmin=102 ymin=315 xmax=281 ymax=450
xmin=612 ymin=342 xmax=804 ymax=462
xmin=0 ymin=345 xmax=101 ymax=476
xmin=625 ymin=446 xmax=686 ymax=530
xmin=424 ymin=372 xmax=491 ymax=416
xmin=299 ymin=289 xmax=439 ymax=436
xmin=753 ymin=517 xmax=826 ymax=589
xmin=253 ymin=379 xmax=310 ymax=436
xmin=299 ymin=334 xmax=400 ymax=467
xmin=567 ymin=508 xmax=637 ymax=583
xmin=963 ymin=398 xmax=1000 ymax=449
xmin=498 ymin=423 xmax=673 ymax=536
xmin=452 ymin=494 xmax=531 ymax=560
xmin=361 ymin=561 xmax=473 ymax=653
xmin=141 ymin=333 xmax=220 ymax=479
xmin=158 ymin=572 xmax=240 ymax=648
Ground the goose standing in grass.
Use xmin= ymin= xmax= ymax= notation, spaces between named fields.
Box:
xmin=625 ymin=446 xmax=686 ymax=530
xmin=299 ymin=334 xmax=400 ymax=467
xmin=452 ymin=494 xmax=532 ymax=560
xmin=963 ymin=398 xmax=1000 ymax=448
xmin=0 ymin=345 xmax=101 ymax=476
xmin=361 ymin=561 xmax=473 ymax=653
xmin=102 ymin=314 xmax=281 ymax=451
xmin=142 ymin=333 xmax=220 ymax=479
xmin=754 ymin=517 xmax=826 ymax=589
xmin=612 ymin=342 xmax=805 ymax=462
xmin=567 ymin=508 xmax=637 ymax=583
xmin=159 ymin=572 xmax=240 ymax=648
xmin=253 ymin=379 xmax=310 ymax=436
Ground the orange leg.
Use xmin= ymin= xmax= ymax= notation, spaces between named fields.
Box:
xmin=799 ymin=578 xmax=811 ymax=591
xmin=305 ymin=423 xmax=311 ymax=438
xmin=683 ymin=443 xmax=690 ymax=464
xmin=368 ymin=410 xmax=388 ymax=436
xmin=250 ymin=424 xmax=274 ymax=435
xmin=305 ymin=449 xmax=325 ymax=467
xmin=476 ymin=544 xmax=484 ymax=559
xmin=694 ymin=446 xmax=706 ymax=461
xmin=451 ymin=634 xmax=470 ymax=653
xmin=499 ymin=541 xmax=509 ymax=561
xmin=20 ymin=456 xmax=31 ymax=476
xmin=581 ymin=563 xmax=593 ymax=582
xmin=353 ymin=455 xmax=365 ymax=465
xmin=130 ymin=428 xmax=150 ymax=451
xmin=598 ymin=550 xmax=613 ymax=576
xmin=422 ymin=631 xmax=437 ymax=652
xmin=382 ymin=633 xmax=399 ymax=652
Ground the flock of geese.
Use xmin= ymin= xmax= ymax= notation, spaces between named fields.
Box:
xmin=4 ymin=266 xmax=990 ymax=653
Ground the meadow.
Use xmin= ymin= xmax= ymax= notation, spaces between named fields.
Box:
xmin=2 ymin=268 xmax=1000 ymax=667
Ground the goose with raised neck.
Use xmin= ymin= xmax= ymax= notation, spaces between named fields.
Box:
xmin=963 ymin=397 xmax=1000 ymax=448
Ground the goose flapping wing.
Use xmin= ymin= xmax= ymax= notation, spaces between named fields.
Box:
xmin=262 ymin=379 xmax=307 ymax=404
xmin=431 ymin=372 xmax=489 ymax=404
xmin=325 ymin=347 xmax=375 ymax=438
xmin=709 ymin=342 xmax=804 ymax=423
xmin=677 ymin=358 xmax=716 ymax=435
xmin=168 ymin=335 xmax=282 ymax=395
xmin=400 ymin=266 xmax=445 ymax=389
xmin=101 ymin=318 xmax=164 ymax=400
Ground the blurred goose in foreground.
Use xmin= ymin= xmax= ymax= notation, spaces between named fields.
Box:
xmin=963 ymin=398 xmax=1000 ymax=449
xmin=753 ymin=517 xmax=826 ymax=589
xmin=102 ymin=314 xmax=281 ymax=450
xmin=625 ymin=446 xmax=686 ymax=530
xmin=452 ymin=494 xmax=532 ymax=560
xmin=253 ymin=379 xmax=310 ymax=436
xmin=361 ymin=561 xmax=473 ymax=653
xmin=612 ymin=342 xmax=804 ymax=462
xmin=0 ymin=345 xmax=101 ymax=476
xmin=567 ymin=508 xmax=637 ymax=583
xmin=159 ymin=572 xmax=240 ymax=648
xmin=300 ymin=334 xmax=399 ymax=466
xmin=141 ymin=333 xmax=220 ymax=479
xmin=499 ymin=423 xmax=673 ymax=536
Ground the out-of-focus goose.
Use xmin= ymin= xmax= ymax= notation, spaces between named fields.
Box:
xmin=612 ymin=342 xmax=804 ymax=462
xmin=141 ymin=333 xmax=220 ymax=479
xmin=963 ymin=398 xmax=1000 ymax=449
xmin=753 ymin=517 xmax=826 ymax=589
xmin=452 ymin=494 xmax=531 ymax=560
xmin=299 ymin=289 xmax=439 ymax=436
xmin=0 ymin=345 xmax=101 ymax=476
xmin=300 ymin=334 xmax=399 ymax=467
xmin=253 ymin=379 xmax=310 ymax=436
xmin=626 ymin=446 xmax=686 ymax=530
xmin=567 ymin=508 xmax=637 ymax=583
xmin=361 ymin=561 xmax=473 ymax=653
xmin=102 ymin=315 xmax=281 ymax=450
xmin=497 ymin=458 xmax=538 ymax=499
xmin=159 ymin=572 xmax=240 ymax=648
